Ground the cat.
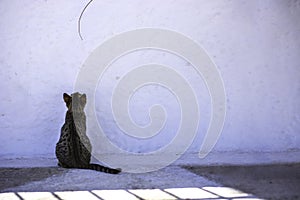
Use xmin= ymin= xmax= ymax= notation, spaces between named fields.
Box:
xmin=55 ymin=92 xmax=121 ymax=174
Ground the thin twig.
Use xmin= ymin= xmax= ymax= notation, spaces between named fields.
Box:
xmin=78 ymin=0 xmax=94 ymax=40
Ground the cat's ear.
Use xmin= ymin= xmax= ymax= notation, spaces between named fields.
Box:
xmin=63 ymin=93 xmax=71 ymax=103
xmin=80 ymin=94 xmax=87 ymax=105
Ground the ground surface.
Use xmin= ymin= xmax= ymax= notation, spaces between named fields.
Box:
xmin=0 ymin=163 xmax=299 ymax=200
xmin=184 ymin=163 xmax=300 ymax=200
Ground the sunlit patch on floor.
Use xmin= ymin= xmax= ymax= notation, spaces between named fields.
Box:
xmin=0 ymin=187 xmax=264 ymax=200
xmin=16 ymin=192 xmax=57 ymax=200
xmin=129 ymin=189 xmax=177 ymax=200
xmin=54 ymin=191 xmax=100 ymax=200
xmin=92 ymin=189 xmax=139 ymax=200
xmin=203 ymin=187 xmax=251 ymax=198
xmin=165 ymin=187 xmax=219 ymax=199
xmin=0 ymin=192 xmax=20 ymax=200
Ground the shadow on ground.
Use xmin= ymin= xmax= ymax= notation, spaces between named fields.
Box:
xmin=1 ymin=163 xmax=299 ymax=200
xmin=0 ymin=165 xmax=217 ymax=192
xmin=183 ymin=163 xmax=300 ymax=200
xmin=0 ymin=167 xmax=67 ymax=191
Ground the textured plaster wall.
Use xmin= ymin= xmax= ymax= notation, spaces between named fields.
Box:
xmin=0 ymin=0 xmax=299 ymax=159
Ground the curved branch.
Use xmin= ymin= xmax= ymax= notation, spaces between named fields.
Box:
xmin=78 ymin=0 xmax=94 ymax=40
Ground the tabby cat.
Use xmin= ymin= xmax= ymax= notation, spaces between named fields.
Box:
xmin=55 ymin=92 xmax=121 ymax=174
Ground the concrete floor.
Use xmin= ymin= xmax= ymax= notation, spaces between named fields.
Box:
xmin=0 ymin=162 xmax=299 ymax=200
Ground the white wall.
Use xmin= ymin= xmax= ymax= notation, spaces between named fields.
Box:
xmin=0 ymin=0 xmax=299 ymax=160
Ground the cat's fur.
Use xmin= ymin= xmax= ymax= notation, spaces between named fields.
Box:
xmin=55 ymin=92 xmax=121 ymax=174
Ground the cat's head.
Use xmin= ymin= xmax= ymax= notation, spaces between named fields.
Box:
xmin=63 ymin=92 xmax=86 ymax=113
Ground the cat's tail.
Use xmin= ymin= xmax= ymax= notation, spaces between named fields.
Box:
xmin=88 ymin=163 xmax=121 ymax=174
